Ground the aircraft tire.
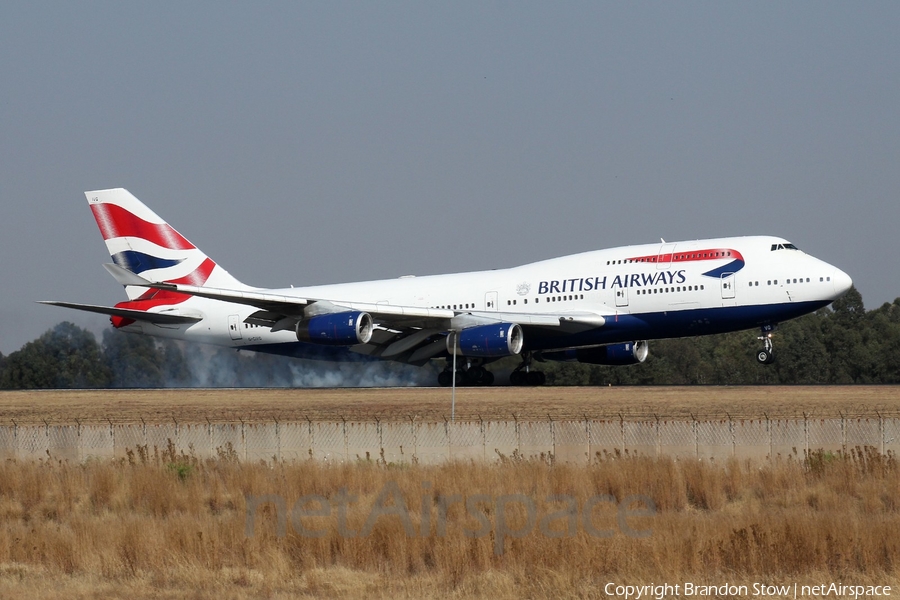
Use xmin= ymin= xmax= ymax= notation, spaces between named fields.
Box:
xmin=438 ymin=371 xmax=452 ymax=387
xmin=466 ymin=367 xmax=485 ymax=386
xmin=510 ymin=371 xmax=525 ymax=386
xmin=480 ymin=370 xmax=494 ymax=386
xmin=756 ymin=350 xmax=773 ymax=365
xmin=526 ymin=371 xmax=545 ymax=386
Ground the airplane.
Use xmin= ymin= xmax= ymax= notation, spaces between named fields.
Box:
xmin=41 ymin=188 xmax=853 ymax=386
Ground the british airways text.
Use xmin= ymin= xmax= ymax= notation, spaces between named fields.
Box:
xmin=538 ymin=270 xmax=687 ymax=294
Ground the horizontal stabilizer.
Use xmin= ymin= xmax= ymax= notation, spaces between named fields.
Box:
xmin=38 ymin=301 xmax=202 ymax=325
xmin=103 ymin=263 xmax=156 ymax=287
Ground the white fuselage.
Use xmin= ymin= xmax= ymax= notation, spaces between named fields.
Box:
xmin=128 ymin=235 xmax=851 ymax=355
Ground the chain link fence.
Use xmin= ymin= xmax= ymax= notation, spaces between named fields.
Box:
xmin=0 ymin=414 xmax=896 ymax=463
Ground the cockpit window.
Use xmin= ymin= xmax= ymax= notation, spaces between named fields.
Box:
xmin=771 ymin=243 xmax=800 ymax=251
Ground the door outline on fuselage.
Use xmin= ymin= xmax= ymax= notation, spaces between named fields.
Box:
xmin=615 ymin=287 xmax=629 ymax=307
xmin=720 ymin=272 xmax=736 ymax=300
xmin=658 ymin=243 xmax=677 ymax=269
xmin=485 ymin=291 xmax=498 ymax=311
xmin=228 ymin=314 xmax=243 ymax=340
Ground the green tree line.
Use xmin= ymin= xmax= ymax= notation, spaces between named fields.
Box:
xmin=1 ymin=287 xmax=897 ymax=388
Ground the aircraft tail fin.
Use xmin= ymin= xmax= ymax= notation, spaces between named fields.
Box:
xmin=85 ymin=188 xmax=247 ymax=299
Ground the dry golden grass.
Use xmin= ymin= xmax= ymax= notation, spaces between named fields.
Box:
xmin=0 ymin=385 xmax=899 ymax=424
xmin=0 ymin=449 xmax=899 ymax=598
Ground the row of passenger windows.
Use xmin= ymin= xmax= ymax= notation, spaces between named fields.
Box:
xmin=432 ymin=294 xmax=589 ymax=311
xmin=636 ymin=285 xmax=704 ymax=295
xmin=434 ymin=303 xmax=476 ymax=310
xmin=750 ymin=276 xmax=831 ymax=287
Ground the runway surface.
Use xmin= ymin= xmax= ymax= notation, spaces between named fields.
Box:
xmin=1 ymin=385 xmax=897 ymax=424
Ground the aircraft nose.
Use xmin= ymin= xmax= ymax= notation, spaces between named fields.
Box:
xmin=832 ymin=268 xmax=853 ymax=298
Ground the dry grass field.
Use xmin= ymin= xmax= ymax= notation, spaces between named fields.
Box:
xmin=1 ymin=386 xmax=899 ymax=598
xmin=0 ymin=385 xmax=899 ymax=424
xmin=0 ymin=449 xmax=898 ymax=599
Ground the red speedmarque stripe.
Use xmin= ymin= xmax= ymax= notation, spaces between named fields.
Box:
xmin=91 ymin=203 xmax=195 ymax=250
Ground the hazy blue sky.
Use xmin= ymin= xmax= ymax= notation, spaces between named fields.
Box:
xmin=1 ymin=2 xmax=898 ymax=354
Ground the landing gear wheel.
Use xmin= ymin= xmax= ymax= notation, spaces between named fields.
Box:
xmin=510 ymin=371 xmax=526 ymax=386
xmin=438 ymin=371 xmax=452 ymax=387
xmin=756 ymin=349 xmax=774 ymax=365
xmin=526 ymin=371 xmax=546 ymax=386
xmin=467 ymin=366 xmax=485 ymax=385
xmin=480 ymin=370 xmax=495 ymax=386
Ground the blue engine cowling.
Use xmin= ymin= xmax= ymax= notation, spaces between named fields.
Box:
xmin=447 ymin=323 xmax=524 ymax=358
xmin=296 ymin=311 xmax=374 ymax=345
xmin=542 ymin=341 xmax=648 ymax=366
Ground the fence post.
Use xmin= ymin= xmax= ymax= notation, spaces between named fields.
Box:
xmin=478 ymin=415 xmax=485 ymax=462
xmin=513 ymin=413 xmax=520 ymax=456
xmin=840 ymin=412 xmax=846 ymax=455
xmin=804 ymin=413 xmax=809 ymax=458
xmin=548 ymin=414 xmax=555 ymax=462
xmin=584 ymin=414 xmax=590 ymax=463
xmin=408 ymin=415 xmax=417 ymax=462
xmin=443 ymin=416 xmax=450 ymax=460
xmin=375 ymin=416 xmax=382 ymax=455
xmin=107 ymin=418 xmax=114 ymax=460
xmin=341 ymin=416 xmax=348 ymax=462
xmin=206 ymin=417 xmax=212 ymax=459
xmin=727 ymin=413 xmax=734 ymax=457
xmin=691 ymin=414 xmax=698 ymax=459
xmin=239 ymin=418 xmax=246 ymax=462
xmin=274 ymin=416 xmax=280 ymax=463
xmin=654 ymin=415 xmax=660 ymax=459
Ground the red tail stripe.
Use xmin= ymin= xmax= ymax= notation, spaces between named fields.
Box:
xmin=91 ymin=203 xmax=195 ymax=250
xmin=169 ymin=257 xmax=216 ymax=286
xmin=110 ymin=258 xmax=217 ymax=328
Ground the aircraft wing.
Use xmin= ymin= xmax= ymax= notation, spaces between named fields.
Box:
xmin=37 ymin=301 xmax=202 ymax=325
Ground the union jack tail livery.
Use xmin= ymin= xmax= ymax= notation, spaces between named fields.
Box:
xmin=87 ymin=188 xmax=246 ymax=298
xmin=41 ymin=187 xmax=853 ymax=386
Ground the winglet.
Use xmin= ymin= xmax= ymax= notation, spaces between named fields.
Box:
xmin=103 ymin=262 xmax=155 ymax=287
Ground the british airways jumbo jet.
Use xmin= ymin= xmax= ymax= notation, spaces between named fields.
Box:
xmin=42 ymin=189 xmax=852 ymax=386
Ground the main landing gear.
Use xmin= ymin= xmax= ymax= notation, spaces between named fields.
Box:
xmin=510 ymin=352 xmax=546 ymax=386
xmin=756 ymin=325 xmax=776 ymax=365
xmin=438 ymin=364 xmax=495 ymax=387
xmin=436 ymin=353 xmax=548 ymax=386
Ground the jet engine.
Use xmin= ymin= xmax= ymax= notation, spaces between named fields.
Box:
xmin=447 ymin=323 xmax=524 ymax=358
xmin=542 ymin=341 xmax=648 ymax=366
xmin=296 ymin=311 xmax=374 ymax=345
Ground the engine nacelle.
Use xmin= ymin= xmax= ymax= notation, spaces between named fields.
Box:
xmin=296 ymin=311 xmax=374 ymax=345
xmin=447 ymin=323 xmax=524 ymax=358
xmin=542 ymin=341 xmax=649 ymax=366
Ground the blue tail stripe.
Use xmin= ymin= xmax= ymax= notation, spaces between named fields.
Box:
xmin=111 ymin=250 xmax=185 ymax=274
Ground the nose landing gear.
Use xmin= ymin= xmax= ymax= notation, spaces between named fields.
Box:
xmin=756 ymin=326 xmax=776 ymax=364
